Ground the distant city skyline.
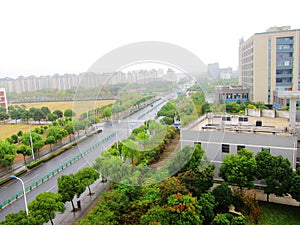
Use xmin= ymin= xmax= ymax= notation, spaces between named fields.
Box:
xmin=1 ymin=0 xmax=300 ymax=78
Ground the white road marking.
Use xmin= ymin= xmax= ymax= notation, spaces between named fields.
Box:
xmin=24 ymin=173 xmax=40 ymax=184
xmin=46 ymin=185 xmax=56 ymax=192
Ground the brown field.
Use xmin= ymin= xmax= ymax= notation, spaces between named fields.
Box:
xmin=0 ymin=100 xmax=114 ymax=141
xmin=0 ymin=124 xmax=41 ymax=141
xmin=10 ymin=100 xmax=114 ymax=117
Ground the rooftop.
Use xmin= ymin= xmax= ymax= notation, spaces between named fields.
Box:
xmin=191 ymin=114 xmax=293 ymax=136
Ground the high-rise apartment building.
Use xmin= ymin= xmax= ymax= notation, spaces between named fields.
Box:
xmin=0 ymin=88 xmax=8 ymax=112
xmin=239 ymin=26 xmax=300 ymax=108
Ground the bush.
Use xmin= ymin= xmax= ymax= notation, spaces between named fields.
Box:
xmin=27 ymin=160 xmax=43 ymax=169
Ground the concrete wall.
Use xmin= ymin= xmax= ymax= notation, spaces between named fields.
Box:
xmin=262 ymin=109 xmax=275 ymax=118
xmin=245 ymin=108 xmax=261 ymax=117
xmin=276 ymin=110 xmax=290 ymax=119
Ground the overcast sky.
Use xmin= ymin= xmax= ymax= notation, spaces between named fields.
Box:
xmin=1 ymin=0 xmax=299 ymax=78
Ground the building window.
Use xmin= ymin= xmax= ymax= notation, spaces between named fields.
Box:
xmin=238 ymin=117 xmax=248 ymax=122
xmin=261 ymin=147 xmax=270 ymax=152
xmin=237 ymin=145 xmax=245 ymax=152
xmin=222 ymin=144 xmax=230 ymax=153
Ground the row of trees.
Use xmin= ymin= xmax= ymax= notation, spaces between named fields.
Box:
xmin=157 ymin=92 xmax=210 ymax=126
xmin=219 ymin=148 xmax=300 ymax=203
xmin=0 ymin=105 xmax=76 ymax=124
xmin=0 ymin=115 xmax=98 ymax=170
xmin=0 ymin=167 xmax=99 ymax=225
xmin=78 ymin=144 xmax=254 ymax=225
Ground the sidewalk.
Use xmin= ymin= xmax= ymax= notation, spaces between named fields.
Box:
xmin=0 ymin=127 xmax=93 ymax=185
xmin=46 ymin=180 xmax=110 ymax=225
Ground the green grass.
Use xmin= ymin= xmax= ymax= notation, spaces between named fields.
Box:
xmin=255 ymin=202 xmax=300 ymax=225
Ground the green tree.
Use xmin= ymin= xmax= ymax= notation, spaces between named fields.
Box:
xmin=41 ymin=106 xmax=51 ymax=116
xmin=178 ymin=165 xmax=215 ymax=197
xmin=53 ymin=109 xmax=63 ymax=118
xmin=225 ymin=102 xmax=241 ymax=114
xmin=9 ymin=108 xmax=21 ymax=124
xmin=0 ymin=210 xmax=44 ymax=225
xmin=46 ymin=113 xmax=58 ymax=122
xmin=102 ymin=107 xmax=112 ymax=120
xmin=11 ymin=134 xmax=19 ymax=144
xmin=219 ymin=148 xmax=257 ymax=190
xmin=0 ymin=140 xmax=17 ymax=168
xmin=45 ymin=136 xmax=56 ymax=151
xmin=263 ymin=155 xmax=293 ymax=201
xmin=198 ymin=192 xmax=216 ymax=225
xmin=64 ymin=109 xmax=76 ymax=118
xmin=17 ymin=144 xmax=32 ymax=164
xmin=33 ymin=109 xmax=46 ymax=124
xmin=212 ymin=182 xmax=232 ymax=212
xmin=57 ymin=174 xmax=86 ymax=211
xmin=20 ymin=110 xmax=32 ymax=123
xmin=0 ymin=111 xmax=9 ymax=123
xmin=290 ymin=168 xmax=300 ymax=202
xmin=122 ymin=139 xmax=140 ymax=166
xmin=20 ymin=132 xmax=44 ymax=158
xmin=158 ymin=176 xmax=189 ymax=204
xmin=212 ymin=213 xmax=230 ymax=225
xmin=65 ymin=121 xmax=75 ymax=141
xmin=46 ymin=125 xmax=67 ymax=145
xmin=255 ymin=150 xmax=293 ymax=201
xmin=76 ymin=167 xmax=99 ymax=196
xmin=17 ymin=130 xmax=23 ymax=137
xmin=141 ymin=193 xmax=203 ymax=225
xmin=28 ymin=192 xmax=65 ymax=225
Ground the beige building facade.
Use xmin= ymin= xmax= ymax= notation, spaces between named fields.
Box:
xmin=239 ymin=26 xmax=300 ymax=108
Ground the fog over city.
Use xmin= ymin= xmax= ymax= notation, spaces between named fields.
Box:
xmin=1 ymin=0 xmax=300 ymax=78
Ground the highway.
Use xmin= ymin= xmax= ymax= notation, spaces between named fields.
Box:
xmin=0 ymin=97 xmax=168 ymax=221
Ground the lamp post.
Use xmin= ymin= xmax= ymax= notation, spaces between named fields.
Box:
xmin=10 ymin=175 xmax=29 ymax=216
xmin=29 ymin=126 xmax=35 ymax=161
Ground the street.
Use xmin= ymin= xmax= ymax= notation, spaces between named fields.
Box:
xmin=0 ymin=98 xmax=167 ymax=221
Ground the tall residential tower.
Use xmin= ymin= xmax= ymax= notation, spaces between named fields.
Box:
xmin=239 ymin=26 xmax=300 ymax=108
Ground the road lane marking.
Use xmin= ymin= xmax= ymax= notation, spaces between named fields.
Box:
xmin=46 ymin=185 xmax=56 ymax=192
xmin=24 ymin=173 xmax=40 ymax=184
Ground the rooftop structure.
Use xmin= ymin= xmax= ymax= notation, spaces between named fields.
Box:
xmin=181 ymin=113 xmax=299 ymax=178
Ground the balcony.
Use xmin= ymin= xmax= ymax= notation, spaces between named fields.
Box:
xmin=276 ymin=82 xmax=292 ymax=87
xmin=276 ymin=74 xmax=293 ymax=79
xmin=276 ymin=65 xmax=293 ymax=70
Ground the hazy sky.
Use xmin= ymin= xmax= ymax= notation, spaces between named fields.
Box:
xmin=1 ymin=0 xmax=299 ymax=78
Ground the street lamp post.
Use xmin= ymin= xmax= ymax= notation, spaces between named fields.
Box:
xmin=10 ymin=175 xmax=29 ymax=216
xmin=29 ymin=126 xmax=35 ymax=161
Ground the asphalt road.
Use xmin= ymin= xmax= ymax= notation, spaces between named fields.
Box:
xmin=0 ymin=97 xmax=167 ymax=221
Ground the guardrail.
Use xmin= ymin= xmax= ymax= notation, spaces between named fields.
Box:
xmin=0 ymin=132 xmax=116 ymax=211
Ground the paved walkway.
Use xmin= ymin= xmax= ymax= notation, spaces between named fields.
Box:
xmin=46 ymin=180 xmax=109 ymax=225
xmin=0 ymin=128 xmax=93 ymax=184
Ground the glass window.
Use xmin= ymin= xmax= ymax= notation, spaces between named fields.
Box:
xmin=261 ymin=147 xmax=270 ymax=152
xmin=237 ymin=145 xmax=245 ymax=152
xmin=222 ymin=144 xmax=230 ymax=153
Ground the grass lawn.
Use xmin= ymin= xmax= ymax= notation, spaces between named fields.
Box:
xmin=0 ymin=100 xmax=114 ymax=140
xmin=10 ymin=100 xmax=114 ymax=117
xmin=253 ymin=202 xmax=300 ymax=225
xmin=0 ymin=124 xmax=40 ymax=140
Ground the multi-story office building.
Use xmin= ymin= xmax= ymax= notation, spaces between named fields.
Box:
xmin=0 ymin=88 xmax=8 ymax=112
xmin=239 ymin=26 xmax=300 ymax=108
xmin=215 ymin=85 xmax=249 ymax=104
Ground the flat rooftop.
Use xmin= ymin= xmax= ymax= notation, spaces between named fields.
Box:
xmin=191 ymin=114 xmax=293 ymax=136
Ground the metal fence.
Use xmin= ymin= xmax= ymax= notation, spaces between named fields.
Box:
xmin=0 ymin=132 xmax=116 ymax=211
